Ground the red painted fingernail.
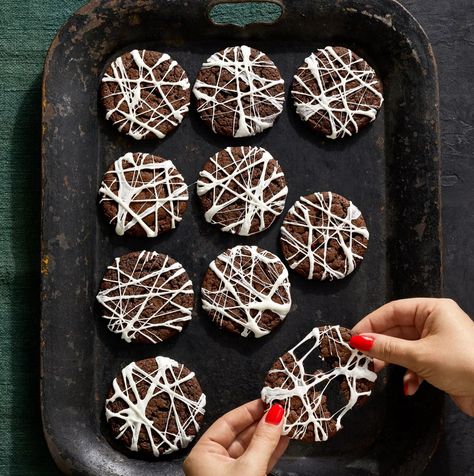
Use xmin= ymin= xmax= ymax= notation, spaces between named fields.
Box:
xmin=349 ymin=335 xmax=375 ymax=351
xmin=265 ymin=404 xmax=284 ymax=425
xmin=403 ymin=382 xmax=409 ymax=396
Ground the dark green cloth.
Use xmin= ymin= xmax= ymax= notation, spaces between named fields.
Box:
xmin=1 ymin=3 xmax=87 ymax=473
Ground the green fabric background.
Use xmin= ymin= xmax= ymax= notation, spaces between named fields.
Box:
xmin=1 ymin=2 xmax=85 ymax=474
xmin=0 ymin=2 xmax=281 ymax=474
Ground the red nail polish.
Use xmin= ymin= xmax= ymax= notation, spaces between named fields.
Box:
xmin=349 ymin=335 xmax=375 ymax=351
xmin=403 ymin=382 xmax=409 ymax=396
xmin=265 ymin=404 xmax=284 ymax=425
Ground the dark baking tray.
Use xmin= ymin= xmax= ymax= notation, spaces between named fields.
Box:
xmin=41 ymin=0 xmax=443 ymax=474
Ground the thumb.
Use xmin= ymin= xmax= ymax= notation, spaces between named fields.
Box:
xmin=350 ymin=333 xmax=423 ymax=373
xmin=239 ymin=404 xmax=285 ymax=473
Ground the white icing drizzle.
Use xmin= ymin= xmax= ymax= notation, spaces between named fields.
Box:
xmin=193 ymin=45 xmax=285 ymax=138
xmin=96 ymin=251 xmax=193 ymax=343
xmin=102 ymin=49 xmax=190 ymax=140
xmin=201 ymin=245 xmax=291 ymax=338
xmin=292 ymin=47 xmax=384 ymax=139
xmin=281 ymin=192 xmax=369 ymax=280
xmin=261 ymin=326 xmax=377 ymax=442
xmin=196 ymin=146 xmax=288 ymax=236
xmin=99 ymin=152 xmax=188 ymax=238
xmin=106 ymin=356 xmax=206 ymax=456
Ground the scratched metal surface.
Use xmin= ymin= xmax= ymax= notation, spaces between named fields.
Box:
xmin=400 ymin=0 xmax=474 ymax=473
xmin=41 ymin=0 xmax=443 ymax=474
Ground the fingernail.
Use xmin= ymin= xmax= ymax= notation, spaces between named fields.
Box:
xmin=403 ymin=382 xmax=409 ymax=396
xmin=265 ymin=404 xmax=284 ymax=425
xmin=349 ymin=335 xmax=375 ymax=351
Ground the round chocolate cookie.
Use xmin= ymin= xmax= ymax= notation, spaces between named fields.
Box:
xmin=291 ymin=46 xmax=383 ymax=139
xmin=99 ymin=152 xmax=188 ymax=238
xmin=105 ymin=356 xmax=206 ymax=457
xmin=201 ymin=245 xmax=291 ymax=338
xmin=280 ymin=192 xmax=369 ymax=280
xmin=193 ymin=45 xmax=285 ymax=137
xmin=261 ymin=325 xmax=376 ymax=442
xmin=100 ymin=49 xmax=190 ymax=140
xmin=96 ymin=251 xmax=194 ymax=344
xmin=197 ymin=146 xmax=288 ymax=236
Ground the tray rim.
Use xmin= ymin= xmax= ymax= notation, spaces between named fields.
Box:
xmin=40 ymin=0 xmax=443 ymax=474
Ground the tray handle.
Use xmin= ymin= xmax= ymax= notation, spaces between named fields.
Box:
xmin=207 ymin=0 xmax=285 ymax=27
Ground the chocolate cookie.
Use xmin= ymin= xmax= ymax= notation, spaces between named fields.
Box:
xmin=280 ymin=192 xmax=369 ymax=280
xmin=105 ymin=356 xmax=206 ymax=457
xmin=261 ymin=326 xmax=376 ymax=442
xmin=197 ymin=146 xmax=288 ymax=236
xmin=100 ymin=49 xmax=190 ymax=140
xmin=201 ymin=245 xmax=291 ymax=338
xmin=193 ymin=45 xmax=285 ymax=137
xmin=291 ymin=46 xmax=383 ymax=139
xmin=99 ymin=152 xmax=188 ymax=238
xmin=97 ymin=251 xmax=194 ymax=344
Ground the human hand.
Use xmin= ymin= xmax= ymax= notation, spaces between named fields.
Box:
xmin=183 ymin=399 xmax=289 ymax=476
xmin=351 ymin=298 xmax=474 ymax=416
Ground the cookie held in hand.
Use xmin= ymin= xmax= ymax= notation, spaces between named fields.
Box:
xmin=261 ymin=325 xmax=376 ymax=442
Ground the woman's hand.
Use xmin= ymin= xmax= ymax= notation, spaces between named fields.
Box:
xmin=184 ymin=399 xmax=289 ymax=476
xmin=351 ymin=298 xmax=474 ymax=416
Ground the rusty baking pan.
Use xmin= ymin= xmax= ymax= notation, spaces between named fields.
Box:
xmin=41 ymin=0 xmax=443 ymax=474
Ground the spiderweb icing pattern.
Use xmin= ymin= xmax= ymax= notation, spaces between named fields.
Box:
xmin=197 ymin=146 xmax=288 ymax=236
xmin=193 ymin=45 xmax=285 ymax=137
xmin=106 ymin=356 xmax=206 ymax=456
xmin=261 ymin=326 xmax=377 ymax=442
xmin=97 ymin=251 xmax=193 ymax=343
xmin=99 ymin=152 xmax=188 ymax=238
xmin=292 ymin=46 xmax=383 ymax=139
xmin=281 ymin=192 xmax=369 ymax=280
xmin=102 ymin=49 xmax=190 ymax=140
xmin=201 ymin=245 xmax=291 ymax=338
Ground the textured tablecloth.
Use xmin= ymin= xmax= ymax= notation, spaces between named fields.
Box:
xmin=1 ymin=1 xmax=473 ymax=475
xmin=1 ymin=3 xmax=85 ymax=474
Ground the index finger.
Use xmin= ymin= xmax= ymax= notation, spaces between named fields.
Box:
xmin=200 ymin=399 xmax=265 ymax=449
xmin=352 ymin=298 xmax=436 ymax=336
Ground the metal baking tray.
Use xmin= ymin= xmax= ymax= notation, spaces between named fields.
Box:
xmin=41 ymin=0 xmax=443 ymax=474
